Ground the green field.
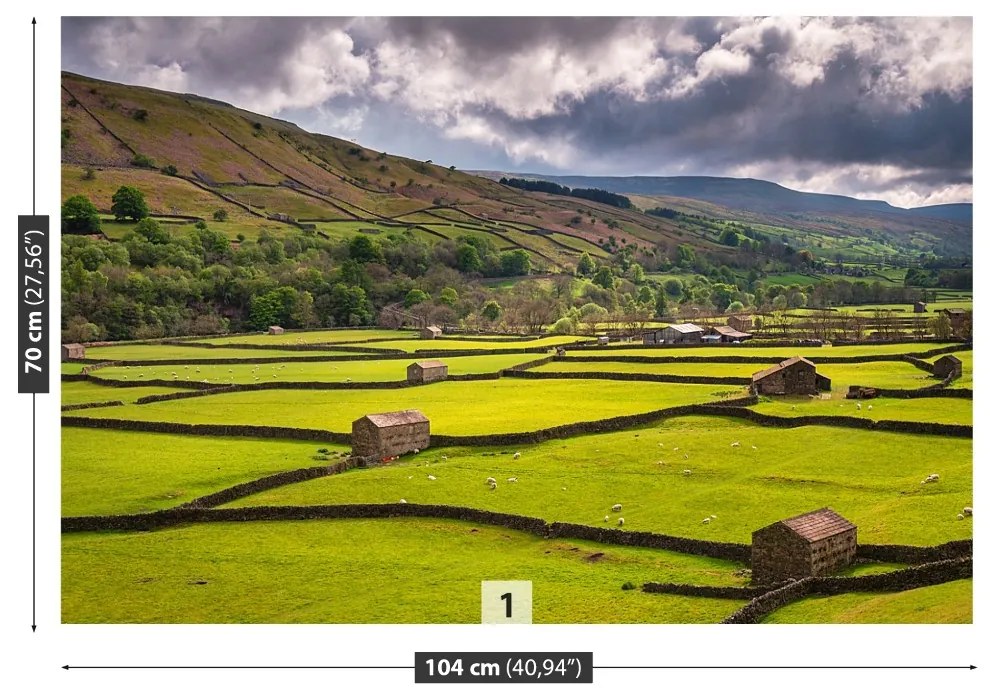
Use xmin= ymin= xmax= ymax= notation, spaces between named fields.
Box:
xmin=62 ymin=519 xmax=746 ymax=623
xmin=754 ymin=395 xmax=972 ymax=426
xmin=90 ymin=353 xmax=537 ymax=384
xmin=765 ymin=579 xmax=972 ymax=623
xmin=62 ymin=428 xmax=342 ymax=516
xmin=357 ymin=335 xmax=591 ymax=351
xmin=62 ymin=381 xmax=191 ymax=406
xmin=227 ymin=416 xmax=972 ymax=546
xmin=75 ymin=379 xmax=745 ymax=434
xmin=568 ymin=342 xmax=958 ymax=359
xmin=83 ymin=344 xmax=355 ymax=361
xmin=201 ymin=328 xmax=416 ymax=346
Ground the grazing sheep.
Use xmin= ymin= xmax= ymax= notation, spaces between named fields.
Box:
xmin=427 ymin=475 xmax=437 ymax=481
xmin=867 ymin=405 xmax=873 ymax=411
xmin=507 ymin=477 xmax=518 ymax=483
xmin=562 ymin=487 xmax=567 ymax=491
xmin=658 ymin=443 xmax=664 ymax=448
xmin=441 ymin=455 xmax=448 ymax=461
xmin=604 ymin=516 xmax=609 ymax=522
xmin=138 ymin=374 xmax=143 ymax=378
xmin=611 ymin=504 xmax=623 ymax=512
xmin=513 ymin=452 xmax=521 ymax=459
xmin=683 ymin=469 xmax=692 ymax=476
xmin=957 ymin=514 xmax=965 ymax=520
xmin=963 ymin=507 xmax=973 ymax=516
xmin=710 ymin=515 xmax=717 ymax=519
xmin=673 ymin=447 xmax=679 ymax=452
xmin=702 ymin=518 xmax=711 ymax=525
xmin=485 ymin=477 xmax=496 ymax=485
xmin=617 ymin=517 xmax=625 ymax=526
xmin=413 ymin=448 xmax=420 ymax=454
xmin=489 ymin=482 xmax=497 ymax=490
xmin=752 ymin=445 xmax=757 ymax=450
xmin=399 ymin=499 xmax=407 ymax=504
xmin=731 ymin=441 xmax=740 ymax=447
xmin=656 ymin=460 xmax=666 ymax=466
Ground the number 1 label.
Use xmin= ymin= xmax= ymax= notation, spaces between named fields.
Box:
xmin=481 ymin=581 xmax=531 ymax=624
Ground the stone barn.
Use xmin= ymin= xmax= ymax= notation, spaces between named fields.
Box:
xmin=751 ymin=508 xmax=858 ymax=585
xmin=913 ymin=301 xmax=928 ymax=313
xmin=268 ymin=325 xmax=284 ymax=335
xmin=659 ymin=323 xmax=705 ymax=345
xmin=407 ymin=360 xmax=448 ymax=385
xmin=351 ymin=410 xmax=430 ymax=462
xmin=597 ymin=335 xmax=609 ymax=346
xmin=941 ymin=308 xmax=970 ymax=336
xmin=421 ymin=325 xmax=443 ymax=340
xmin=707 ymin=326 xmax=753 ymax=343
xmin=727 ymin=314 xmax=754 ymax=332
xmin=933 ymin=354 xmax=962 ymax=379
xmin=751 ymin=357 xmax=831 ymax=395
xmin=61 ymin=343 xmax=86 ymax=361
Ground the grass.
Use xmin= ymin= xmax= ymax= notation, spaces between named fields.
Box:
xmin=568 ymin=342 xmax=959 ymax=359
xmin=83 ymin=344 xmax=353 ymax=361
xmin=91 ymin=354 xmax=538 ymax=384
xmin=753 ymin=395 xmax=972 ymax=426
xmin=203 ymin=328 xmax=417 ymax=345
xmin=75 ymin=379 xmax=745 ymax=434
xmin=61 ymin=362 xmax=88 ymax=375
xmin=356 ymin=335 xmax=591 ymax=351
xmin=61 ymin=519 xmax=746 ymax=623
xmin=61 ymin=381 xmax=191 ymax=406
xmin=62 ymin=428 xmax=343 ymax=516
xmin=764 ymin=579 xmax=972 ymax=623
xmin=228 ymin=416 xmax=972 ymax=546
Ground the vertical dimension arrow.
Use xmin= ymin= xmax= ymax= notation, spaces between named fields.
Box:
xmin=19 ymin=16 xmax=47 ymax=633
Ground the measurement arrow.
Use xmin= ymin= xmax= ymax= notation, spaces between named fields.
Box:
xmin=594 ymin=665 xmax=976 ymax=670
xmin=64 ymin=666 xmax=414 ymax=671
xmin=30 ymin=16 xmax=37 ymax=634
xmin=32 ymin=17 xmax=36 ymax=214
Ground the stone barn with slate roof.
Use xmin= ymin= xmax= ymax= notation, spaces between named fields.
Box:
xmin=751 ymin=357 xmax=831 ymax=395
xmin=751 ymin=508 xmax=858 ymax=584
xmin=933 ymin=354 xmax=962 ymax=379
xmin=421 ymin=325 xmax=443 ymax=340
xmin=407 ymin=360 xmax=448 ymax=385
xmin=913 ymin=301 xmax=928 ymax=313
xmin=707 ymin=325 xmax=753 ymax=343
xmin=351 ymin=410 xmax=430 ymax=462
xmin=268 ymin=325 xmax=284 ymax=335
xmin=61 ymin=343 xmax=86 ymax=361
xmin=727 ymin=314 xmax=754 ymax=332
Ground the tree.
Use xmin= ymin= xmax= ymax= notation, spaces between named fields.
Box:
xmin=663 ymin=278 xmax=683 ymax=299
xmin=455 ymin=243 xmax=483 ymax=273
xmin=719 ymin=229 xmax=740 ymax=246
xmin=62 ymin=195 xmax=102 ymax=233
xmin=592 ymin=265 xmax=615 ymax=289
xmin=577 ymin=252 xmax=596 ymax=276
xmin=348 ymin=234 xmax=384 ymax=264
xmin=628 ymin=263 xmax=645 ymax=284
xmin=481 ymin=300 xmax=502 ymax=324
xmin=212 ymin=208 xmax=229 ymax=222
xmin=439 ymin=287 xmax=459 ymax=307
xmin=726 ymin=300 xmax=745 ymax=313
xmin=654 ymin=287 xmax=668 ymax=317
xmin=133 ymin=217 xmax=170 ymax=245
xmin=405 ymin=288 xmax=430 ymax=308
xmin=111 ymin=186 xmax=149 ymax=221
xmin=499 ymin=249 xmax=531 ymax=276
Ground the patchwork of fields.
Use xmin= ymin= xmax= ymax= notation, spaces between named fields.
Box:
xmin=61 ymin=330 xmax=973 ymax=624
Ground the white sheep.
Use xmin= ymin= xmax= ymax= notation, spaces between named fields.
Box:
xmin=730 ymin=441 xmax=740 ymax=447
xmin=486 ymin=477 xmax=497 ymax=485
xmin=656 ymin=460 xmax=666 ymax=466
xmin=856 ymin=403 xmax=862 ymax=410
xmin=702 ymin=517 xmax=711 ymax=525
xmin=710 ymin=515 xmax=717 ymax=519
xmin=658 ymin=443 xmax=664 ymax=448
xmin=611 ymin=504 xmax=622 ymax=512
xmin=752 ymin=445 xmax=757 ymax=450
xmin=427 ymin=475 xmax=437 ymax=481
xmin=604 ymin=515 xmax=609 ymax=522
xmin=957 ymin=513 xmax=965 ymax=520
xmin=963 ymin=507 xmax=973 ymax=516
xmin=413 ymin=448 xmax=420 ymax=454
xmin=683 ymin=469 xmax=692 ymax=476
xmin=441 ymin=455 xmax=448 ymax=461
xmin=489 ymin=482 xmax=497 ymax=490
xmin=399 ymin=498 xmax=407 ymax=504
xmin=867 ymin=405 xmax=873 ymax=411
xmin=617 ymin=517 xmax=625 ymax=526
xmin=673 ymin=447 xmax=679 ymax=452
xmin=513 ymin=452 xmax=521 ymax=460
xmin=507 ymin=477 xmax=518 ymax=483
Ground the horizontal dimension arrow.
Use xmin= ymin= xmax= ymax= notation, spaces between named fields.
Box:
xmin=64 ymin=665 xmax=413 ymax=670
xmin=595 ymin=665 xmax=975 ymax=670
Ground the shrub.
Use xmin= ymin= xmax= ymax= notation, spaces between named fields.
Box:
xmin=61 ymin=195 xmax=102 ymax=234
xmin=132 ymin=109 xmax=149 ymax=122
xmin=81 ymin=167 xmax=96 ymax=181
xmin=130 ymin=153 xmax=155 ymax=168
xmin=160 ymin=164 xmax=178 ymax=176
xmin=621 ymin=582 xmax=637 ymax=591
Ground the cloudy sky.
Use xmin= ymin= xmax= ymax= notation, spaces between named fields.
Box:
xmin=62 ymin=16 xmax=972 ymax=207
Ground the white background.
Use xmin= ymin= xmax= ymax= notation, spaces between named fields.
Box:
xmin=0 ymin=2 xmax=984 ymax=698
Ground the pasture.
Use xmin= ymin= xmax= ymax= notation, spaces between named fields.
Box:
xmin=60 ymin=332 xmax=973 ymax=624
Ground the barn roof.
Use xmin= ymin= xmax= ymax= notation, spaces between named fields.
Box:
xmin=667 ymin=323 xmax=705 ymax=334
xmin=268 ymin=325 xmax=283 ymax=330
xmin=360 ymin=410 xmax=429 ymax=427
xmin=411 ymin=360 xmax=447 ymax=369
xmin=751 ymin=356 xmax=815 ymax=382
xmin=711 ymin=326 xmax=753 ymax=339
xmin=942 ymin=308 xmax=967 ymax=315
xmin=779 ymin=508 xmax=856 ymax=542
xmin=935 ymin=354 xmax=962 ymax=365
xmin=425 ymin=325 xmax=443 ymax=332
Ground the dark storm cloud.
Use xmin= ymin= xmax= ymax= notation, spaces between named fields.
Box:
xmin=61 ymin=16 xmax=972 ymax=205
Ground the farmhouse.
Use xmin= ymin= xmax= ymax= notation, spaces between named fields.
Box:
xmin=268 ymin=325 xmax=284 ymax=335
xmin=913 ymin=301 xmax=928 ymax=313
xmin=421 ymin=325 xmax=443 ymax=340
xmin=351 ymin=410 xmax=430 ymax=462
xmin=706 ymin=325 xmax=753 ymax=343
xmin=727 ymin=314 xmax=754 ymax=332
xmin=407 ymin=360 xmax=448 ymax=384
xmin=933 ymin=354 xmax=962 ymax=379
xmin=61 ymin=343 xmax=86 ymax=361
xmin=751 ymin=357 xmax=831 ymax=395
xmin=658 ymin=323 xmax=705 ymax=345
xmin=751 ymin=508 xmax=858 ymax=585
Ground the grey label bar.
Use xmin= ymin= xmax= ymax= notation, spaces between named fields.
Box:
xmin=415 ymin=652 xmax=592 ymax=683
xmin=18 ymin=215 xmax=49 ymax=394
